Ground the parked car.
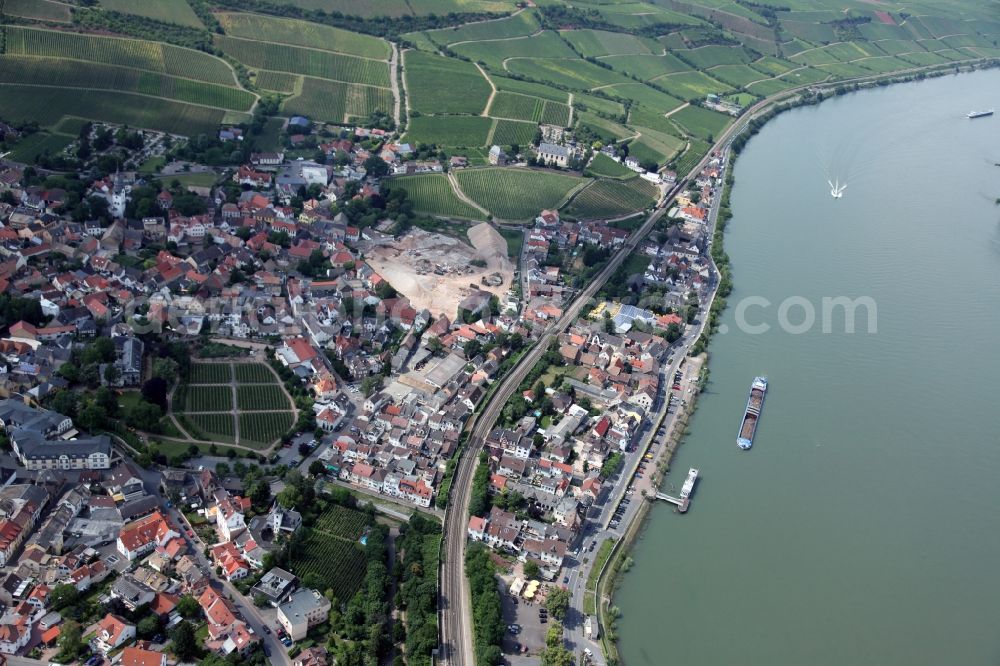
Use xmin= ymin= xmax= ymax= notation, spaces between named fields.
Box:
xmin=262 ymin=625 xmax=271 ymax=634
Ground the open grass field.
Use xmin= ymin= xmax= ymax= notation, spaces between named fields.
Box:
xmin=5 ymin=27 xmax=238 ymax=86
xmin=498 ymin=226 xmax=522 ymax=258
xmin=5 ymin=0 xmax=71 ymax=22
xmin=239 ymin=412 xmax=295 ymax=447
xmin=236 ymin=385 xmax=291 ymax=411
xmin=189 ymin=363 xmax=233 ymax=384
xmin=585 ymin=153 xmax=635 ymax=179
xmin=284 ymin=77 xmax=394 ymax=124
xmin=215 ymin=12 xmax=390 ymax=59
xmin=563 ymin=177 xmax=658 ymax=219
xmin=0 ymin=56 xmax=255 ymax=111
xmin=390 ymin=174 xmax=486 ymax=220
xmin=184 ymin=385 xmax=233 ymax=412
xmin=99 ymin=0 xmax=204 ymax=28
xmin=215 ymin=35 xmax=390 ymax=87
xmin=455 ymin=167 xmax=586 ymax=220
xmin=8 ymin=131 xmax=73 ymax=163
xmin=406 ymin=115 xmax=492 ymax=147
xmin=404 ymin=50 xmax=491 ymax=115
xmin=453 ymin=31 xmax=576 ymax=69
xmin=0 ymin=84 xmax=225 ymax=135
xmin=561 ymin=29 xmax=658 ymax=57
xmin=489 ymin=119 xmax=537 ymax=147
xmin=669 ymin=104 xmax=731 ymax=140
xmin=425 ymin=9 xmax=539 ymax=45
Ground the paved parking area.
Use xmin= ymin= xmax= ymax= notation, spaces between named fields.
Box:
xmin=500 ymin=581 xmax=550 ymax=661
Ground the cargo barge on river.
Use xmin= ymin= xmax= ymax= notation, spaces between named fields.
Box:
xmin=737 ymin=377 xmax=767 ymax=450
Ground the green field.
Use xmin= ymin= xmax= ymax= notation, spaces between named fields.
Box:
xmin=406 ymin=116 xmax=492 ymax=147
xmin=5 ymin=27 xmax=238 ymax=86
xmin=585 ymin=153 xmax=635 ymax=179
xmin=452 ymin=31 xmax=576 ymax=69
xmin=455 ymin=167 xmax=587 ymax=220
xmin=424 ymin=9 xmax=538 ymax=45
xmin=505 ymin=57 xmax=629 ymax=89
xmin=239 ymin=412 xmax=296 ymax=447
xmin=214 ymin=35 xmax=390 ymax=87
xmin=653 ymin=70 xmax=732 ymax=100
xmin=8 ymin=131 xmax=73 ymax=163
xmin=186 ymin=413 xmax=236 ymax=443
xmin=676 ymin=45 xmax=753 ymax=69
xmin=561 ymin=29 xmax=657 ymax=57
xmin=284 ymin=77 xmax=394 ymax=124
xmin=708 ymin=64 xmax=771 ymax=88
xmin=236 ymin=385 xmax=291 ymax=411
xmin=189 ymin=363 xmax=232 ymax=384
xmin=185 ymin=385 xmax=233 ymax=412
xmin=669 ymin=104 xmax=731 ymax=141
xmin=488 ymin=91 xmax=570 ymax=127
xmin=233 ymin=363 xmax=277 ymax=383
xmin=255 ymin=70 xmax=299 ymax=93
xmin=4 ymin=0 xmax=71 ymax=21
xmin=498 ymin=226 xmax=523 ymax=258
xmin=0 ymin=85 xmax=225 ymax=135
xmin=404 ymin=50 xmax=491 ymax=115
xmin=390 ymin=174 xmax=486 ymax=220
xmin=602 ymin=83 xmax=685 ymax=113
xmin=563 ymin=177 xmax=659 ymax=219
xmin=626 ymin=126 xmax=685 ymax=165
xmin=289 ymin=526 xmax=369 ymax=601
xmin=601 ymin=53 xmax=692 ymax=80
xmin=216 ymin=12 xmax=390 ymax=59
xmin=490 ymin=119 xmax=537 ymax=147
xmin=491 ymin=76 xmax=569 ymax=103
xmin=99 ymin=0 xmax=204 ymax=28
xmin=0 ymin=56 xmax=255 ymax=111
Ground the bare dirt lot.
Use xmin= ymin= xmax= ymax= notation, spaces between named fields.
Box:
xmin=367 ymin=224 xmax=514 ymax=319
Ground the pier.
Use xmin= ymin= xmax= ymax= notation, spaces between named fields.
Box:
xmin=654 ymin=467 xmax=699 ymax=513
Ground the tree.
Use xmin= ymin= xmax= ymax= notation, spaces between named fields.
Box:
xmin=137 ymin=615 xmax=161 ymax=639
xmin=57 ymin=620 xmax=84 ymax=662
xmin=427 ymin=336 xmax=443 ymax=354
xmin=463 ymin=339 xmax=482 ymax=359
xmin=152 ymin=357 xmax=179 ymax=382
xmin=170 ymin=620 xmax=199 ymax=661
xmin=545 ymin=587 xmax=570 ymax=620
xmin=524 ymin=560 xmax=541 ymax=579
xmin=50 ymin=583 xmax=79 ymax=611
xmin=360 ymin=375 xmax=382 ymax=398
xmin=309 ymin=460 xmax=327 ymax=477
xmin=363 ymin=155 xmax=389 ymax=178
xmin=176 ymin=595 xmax=201 ymax=619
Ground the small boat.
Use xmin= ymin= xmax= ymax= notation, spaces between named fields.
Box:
xmin=967 ymin=109 xmax=994 ymax=119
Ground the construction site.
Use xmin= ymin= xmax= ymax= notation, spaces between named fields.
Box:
xmin=367 ymin=223 xmax=516 ymax=319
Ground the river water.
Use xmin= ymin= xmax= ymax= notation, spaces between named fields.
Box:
xmin=615 ymin=69 xmax=1000 ymax=666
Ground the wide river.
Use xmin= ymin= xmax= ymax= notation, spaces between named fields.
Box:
xmin=615 ymin=68 xmax=1000 ymax=666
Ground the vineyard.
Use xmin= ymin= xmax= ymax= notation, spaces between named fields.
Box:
xmin=214 ymin=35 xmax=391 ymax=88
xmin=255 ymin=70 xmax=299 ymax=93
xmin=283 ymin=77 xmax=394 ymax=124
xmin=490 ymin=119 xmax=537 ymax=148
xmin=189 ymin=363 xmax=232 ymax=384
xmin=289 ymin=534 xmax=369 ymax=602
xmin=389 ymin=174 xmax=485 ymax=220
xmin=239 ymin=412 xmax=295 ymax=447
xmin=184 ymin=385 xmax=233 ymax=412
xmin=405 ymin=116 xmax=492 ymax=147
xmin=0 ymin=85 xmax=225 ymax=135
xmin=98 ymin=0 xmax=205 ymax=28
xmin=563 ymin=178 xmax=659 ymax=219
xmin=233 ymin=363 xmax=277 ymax=383
xmin=4 ymin=0 xmax=71 ymax=22
xmin=216 ymin=12 xmax=390 ymax=60
xmin=236 ymin=384 xmax=291 ymax=411
xmin=455 ymin=167 xmax=586 ymax=221
xmin=0 ymin=57 xmax=255 ymax=111
xmin=5 ymin=27 xmax=239 ymax=86
xmin=314 ymin=505 xmax=370 ymax=540
xmin=403 ymin=50 xmax=491 ymax=115
xmin=186 ymin=413 xmax=236 ymax=442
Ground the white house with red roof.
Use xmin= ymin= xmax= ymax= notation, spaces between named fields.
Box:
xmin=96 ymin=613 xmax=135 ymax=654
xmin=116 ymin=511 xmax=178 ymax=561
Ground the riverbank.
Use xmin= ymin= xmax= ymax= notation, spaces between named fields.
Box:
xmin=595 ymin=57 xmax=1000 ymax=666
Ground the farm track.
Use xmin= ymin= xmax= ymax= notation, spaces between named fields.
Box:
xmin=476 ymin=62 xmax=497 ymax=117
xmin=446 ymin=172 xmax=490 ymax=217
xmin=664 ymin=101 xmax=689 ymax=118
xmin=390 ymin=42 xmax=402 ymax=126
xmin=447 ymin=28 xmax=543 ymax=49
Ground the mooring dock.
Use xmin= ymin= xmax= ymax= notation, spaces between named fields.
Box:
xmin=655 ymin=467 xmax=699 ymax=513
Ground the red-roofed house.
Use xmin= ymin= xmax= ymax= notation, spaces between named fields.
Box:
xmin=96 ymin=613 xmax=136 ymax=654
xmin=117 ymin=512 xmax=178 ymax=561
xmin=120 ymin=646 xmax=167 ymax=666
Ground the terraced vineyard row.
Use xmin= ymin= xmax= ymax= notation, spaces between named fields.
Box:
xmin=0 ymin=56 xmax=255 ymax=111
xmin=390 ymin=174 xmax=485 ymax=220
xmin=189 ymin=363 xmax=232 ymax=384
xmin=236 ymin=384 xmax=291 ymax=411
xmin=214 ymin=35 xmax=391 ymax=88
xmin=284 ymin=77 xmax=394 ymax=124
xmin=239 ymin=412 xmax=295 ymax=447
xmin=233 ymin=363 xmax=277 ymax=383
xmin=185 ymin=385 xmax=233 ymax=412
xmin=563 ymin=177 xmax=659 ymax=219
xmin=5 ymin=26 xmax=238 ymax=86
xmin=455 ymin=167 xmax=586 ymax=220
xmin=216 ymin=12 xmax=390 ymax=60
xmin=489 ymin=91 xmax=571 ymax=127
xmin=289 ymin=535 xmax=368 ymax=602
xmin=315 ymin=505 xmax=371 ymax=540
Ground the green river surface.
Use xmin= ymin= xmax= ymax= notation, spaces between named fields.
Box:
xmin=615 ymin=69 xmax=1000 ymax=665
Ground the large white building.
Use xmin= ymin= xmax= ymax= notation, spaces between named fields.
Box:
xmin=277 ymin=589 xmax=330 ymax=640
